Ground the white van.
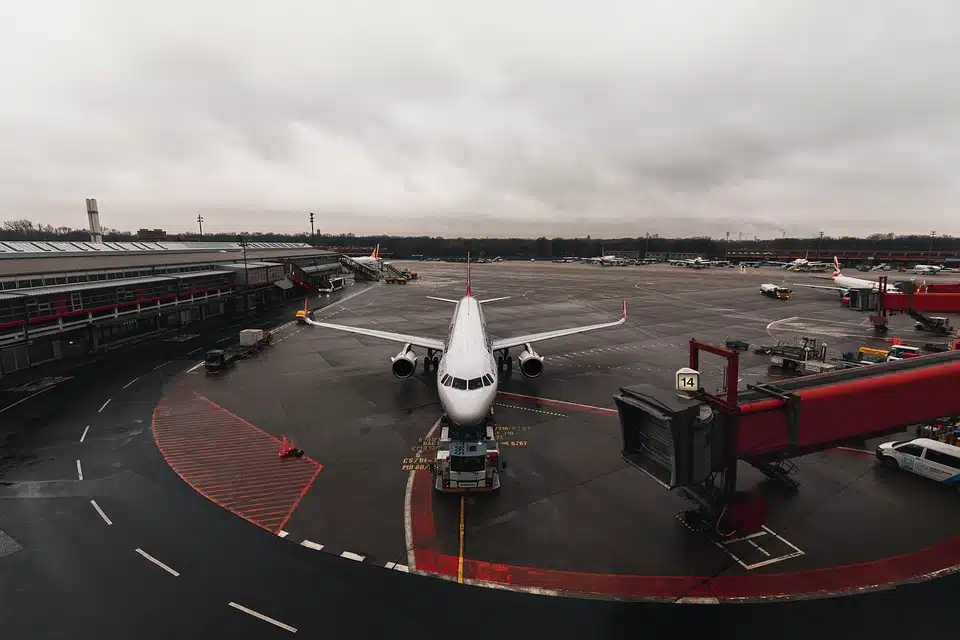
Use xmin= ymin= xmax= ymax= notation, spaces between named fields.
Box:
xmin=876 ymin=437 xmax=960 ymax=486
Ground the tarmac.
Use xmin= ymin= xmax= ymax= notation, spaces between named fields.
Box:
xmin=175 ymin=261 xmax=960 ymax=601
xmin=3 ymin=262 xmax=960 ymax=637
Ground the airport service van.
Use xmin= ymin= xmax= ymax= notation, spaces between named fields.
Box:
xmin=761 ymin=284 xmax=792 ymax=300
xmin=876 ymin=438 xmax=960 ymax=485
xmin=318 ymin=276 xmax=345 ymax=294
xmin=432 ymin=424 xmax=504 ymax=493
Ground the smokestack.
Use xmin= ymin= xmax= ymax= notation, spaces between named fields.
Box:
xmin=86 ymin=198 xmax=103 ymax=243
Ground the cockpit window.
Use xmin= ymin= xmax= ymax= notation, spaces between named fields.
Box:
xmin=468 ymin=377 xmax=484 ymax=390
xmin=441 ymin=375 xmax=453 ymax=387
xmin=452 ymin=377 xmax=467 ymax=390
xmin=482 ymin=374 xmax=494 ymax=386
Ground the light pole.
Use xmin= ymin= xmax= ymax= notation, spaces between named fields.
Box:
xmin=309 ymin=212 xmax=315 ymax=247
xmin=197 ymin=214 xmax=203 ymax=236
xmin=644 ymin=232 xmax=650 ymax=259
xmin=817 ymin=231 xmax=824 ymax=260
xmin=929 ymin=230 xmax=936 ymax=262
xmin=725 ymin=231 xmax=730 ymax=259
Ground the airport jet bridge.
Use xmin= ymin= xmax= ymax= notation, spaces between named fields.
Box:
xmin=614 ymin=340 xmax=960 ymax=534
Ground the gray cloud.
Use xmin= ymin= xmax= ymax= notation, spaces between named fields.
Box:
xmin=1 ymin=0 xmax=959 ymax=238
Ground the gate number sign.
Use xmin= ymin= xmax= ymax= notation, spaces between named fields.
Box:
xmin=676 ymin=367 xmax=700 ymax=393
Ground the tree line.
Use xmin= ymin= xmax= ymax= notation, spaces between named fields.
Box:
xmin=2 ymin=219 xmax=956 ymax=258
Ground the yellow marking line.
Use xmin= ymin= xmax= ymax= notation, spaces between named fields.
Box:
xmin=458 ymin=495 xmax=465 ymax=584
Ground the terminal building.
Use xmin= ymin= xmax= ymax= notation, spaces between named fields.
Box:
xmin=0 ymin=240 xmax=344 ymax=379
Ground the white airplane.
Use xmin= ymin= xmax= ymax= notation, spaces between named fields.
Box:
xmin=350 ymin=244 xmax=386 ymax=268
xmin=305 ymin=255 xmax=627 ymax=427
xmin=583 ymin=246 xmax=628 ymax=266
xmin=668 ymin=257 xmax=714 ymax=268
xmin=913 ymin=264 xmax=942 ymax=275
xmin=792 ymin=257 xmax=900 ymax=296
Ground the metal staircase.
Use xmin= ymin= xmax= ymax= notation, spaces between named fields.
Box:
xmin=339 ymin=255 xmax=381 ymax=281
xmin=381 ymin=261 xmax=405 ymax=278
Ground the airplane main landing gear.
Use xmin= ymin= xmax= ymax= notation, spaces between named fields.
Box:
xmin=424 ymin=349 xmax=440 ymax=374
xmin=497 ymin=350 xmax=513 ymax=374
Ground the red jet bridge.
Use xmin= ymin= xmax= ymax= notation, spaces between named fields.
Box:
xmin=614 ymin=340 xmax=960 ymax=535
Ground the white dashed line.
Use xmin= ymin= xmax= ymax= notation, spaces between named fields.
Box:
xmin=98 ymin=398 xmax=111 ymax=413
xmin=277 ymin=530 xmax=289 ymax=538
xmin=216 ymin=336 xmax=232 ymax=344
xmin=187 ymin=348 xmax=202 ymax=356
xmin=340 ymin=551 xmax=365 ymax=562
xmin=80 ymin=425 xmax=89 ymax=443
xmin=76 ymin=460 xmax=83 ymax=480
xmin=186 ymin=362 xmax=204 ymax=373
xmin=136 ymin=548 xmax=180 ymax=577
xmin=385 ymin=562 xmax=409 ymax=572
xmin=495 ymin=403 xmax=566 ymax=418
xmin=153 ymin=360 xmax=173 ymax=370
xmin=228 ymin=602 xmax=297 ymax=634
xmin=90 ymin=500 xmax=112 ymax=525
xmin=122 ymin=377 xmax=139 ymax=389
xmin=301 ymin=540 xmax=324 ymax=550
xmin=0 ymin=385 xmax=58 ymax=415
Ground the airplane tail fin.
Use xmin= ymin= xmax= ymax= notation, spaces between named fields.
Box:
xmin=621 ymin=298 xmax=627 ymax=320
xmin=466 ymin=252 xmax=472 ymax=297
xmin=372 ymin=244 xmax=380 ymax=260
xmin=304 ymin=296 xmax=310 ymax=315
xmin=833 ymin=256 xmax=841 ymax=277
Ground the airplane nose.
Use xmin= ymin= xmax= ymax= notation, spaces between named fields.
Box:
xmin=446 ymin=397 xmax=487 ymax=427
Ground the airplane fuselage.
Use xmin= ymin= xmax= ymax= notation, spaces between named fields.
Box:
xmin=435 ymin=297 xmax=499 ymax=427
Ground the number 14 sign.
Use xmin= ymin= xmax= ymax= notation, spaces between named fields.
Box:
xmin=676 ymin=367 xmax=700 ymax=393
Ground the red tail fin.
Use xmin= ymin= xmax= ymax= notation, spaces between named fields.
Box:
xmin=621 ymin=298 xmax=627 ymax=319
xmin=304 ymin=296 xmax=309 ymax=315
xmin=466 ymin=252 xmax=472 ymax=297
xmin=372 ymin=244 xmax=380 ymax=260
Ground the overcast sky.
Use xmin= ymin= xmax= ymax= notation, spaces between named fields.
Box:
xmin=2 ymin=1 xmax=958 ymax=238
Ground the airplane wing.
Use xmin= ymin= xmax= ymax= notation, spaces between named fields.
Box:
xmin=491 ymin=300 xmax=626 ymax=351
xmin=305 ymin=318 xmax=444 ymax=351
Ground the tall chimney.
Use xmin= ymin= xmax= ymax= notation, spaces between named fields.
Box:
xmin=86 ymin=198 xmax=103 ymax=243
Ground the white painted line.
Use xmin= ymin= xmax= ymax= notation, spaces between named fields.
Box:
xmin=385 ymin=562 xmax=409 ymax=573
xmin=76 ymin=460 xmax=83 ymax=481
xmin=135 ymin=548 xmax=180 ymax=577
xmin=186 ymin=361 xmax=204 ymax=373
xmin=153 ymin=360 xmax=173 ymax=370
xmin=340 ymin=551 xmax=365 ymax=562
xmin=187 ymin=348 xmax=202 ymax=356
xmin=0 ymin=385 xmax=57 ymax=415
xmin=228 ymin=602 xmax=297 ymax=634
xmin=80 ymin=425 xmax=90 ymax=443
xmin=748 ymin=539 xmax=771 ymax=557
xmin=122 ymin=377 xmax=139 ymax=389
xmin=90 ymin=500 xmax=112 ymax=525
xmin=98 ymin=398 xmax=111 ymax=413
xmin=722 ymin=531 xmax=768 ymax=545
xmin=405 ymin=417 xmax=443 ymax=572
xmin=300 ymin=540 xmax=323 ymax=550
xmin=277 ymin=530 xmax=289 ymax=538
xmin=676 ymin=596 xmax=720 ymax=604
xmin=216 ymin=336 xmax=232 ymax=344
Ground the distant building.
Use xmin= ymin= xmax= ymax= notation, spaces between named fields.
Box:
xmin=610 ymin=250 xmax=640 ymax=259
xmin=137 ymin=228 xmax=167 ymax=241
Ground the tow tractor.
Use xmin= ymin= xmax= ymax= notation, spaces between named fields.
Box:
xmin=765 ymin=336 xmax=836 ymax=374
xmin=431 ymin=411 xmax=505 ymax=493
xmin=204 ymin=329 xmax=273 ymax=374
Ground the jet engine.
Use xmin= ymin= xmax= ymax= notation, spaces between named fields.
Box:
xmin=391 ymin=345 xmax=417 ymax=379
xmin=518 ymin=345 xmax=544 ymax=378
